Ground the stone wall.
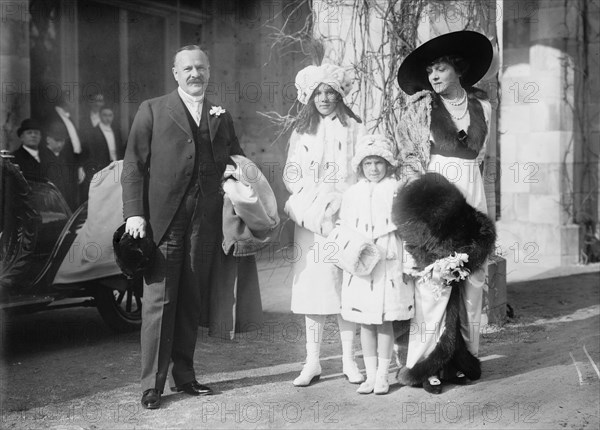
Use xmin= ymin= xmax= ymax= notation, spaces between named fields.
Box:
xmin=1 ymin=0 xmax=31 ymax=150
xmin=497 ymin=0 xmax=598 ymax=266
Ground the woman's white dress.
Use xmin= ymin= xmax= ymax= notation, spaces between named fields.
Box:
xmin=406 ymin=98 xmax=491 ymax=368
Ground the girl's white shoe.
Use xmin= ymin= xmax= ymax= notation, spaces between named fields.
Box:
xmin=374 ymin=375 xmax=390 ymax=395
xmin=356 ymin=379 xmax=375 ymax=394
xmin=293 ymin=363 xmax=322 ymax=387
xmin=343 ymin=360 xmax=365 ymax=384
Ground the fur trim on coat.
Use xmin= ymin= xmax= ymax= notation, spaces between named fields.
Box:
xmin=429 ymin=93 xmax=487 ymax=158
xmin=396 ymin=88 xmax=490 ymax=180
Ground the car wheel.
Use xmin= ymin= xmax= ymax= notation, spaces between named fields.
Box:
xmin=94 ymin=277 xmax=142 ymax=332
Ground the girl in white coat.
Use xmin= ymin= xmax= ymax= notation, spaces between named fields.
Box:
xmin=338 ymin=135 xmax=415 ymax=394
xmin=284 ymin=64 xmax=366 ymax=386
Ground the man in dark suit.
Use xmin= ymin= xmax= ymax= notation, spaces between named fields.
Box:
xmin=10 ymin=119 xmax=74 ymax=208
xmin=47 ymin=93 xmax=85 ymax=207
xmin=11 ymin=119 xmax=46 ymax=181
xmin=43 ymin=122 xmax=75 ymax=207
xmin=81 ymin=106 xmax=123 ymax=198
xmin=121 ymin=45 xmax=244 ymax=410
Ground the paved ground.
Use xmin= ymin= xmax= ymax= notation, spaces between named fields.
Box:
xmin=0 ymin=257 xmax=598 ymax=429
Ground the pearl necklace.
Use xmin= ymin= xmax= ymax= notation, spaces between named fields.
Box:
xmin=448 ymin=106 xmax=469 ymax=121
xmin=441 ymin=90 xmax=468 ymax=120
xmin=440 ymin=89 xmax=467 ymax=106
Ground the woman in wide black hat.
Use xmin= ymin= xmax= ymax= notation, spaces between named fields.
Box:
xmin=395 ymin=30 xmax=495 ymax=394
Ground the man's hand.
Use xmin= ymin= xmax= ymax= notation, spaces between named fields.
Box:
xmin=126 ymin=216 xmax=147 ymax=239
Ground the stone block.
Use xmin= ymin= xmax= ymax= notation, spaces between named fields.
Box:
xmin=483 ymin=255 xmax=507 ymax=326
xmin=500 ymin=160 xmax=532 ymax=194
xmin=517 ymin=132 xmax=573 ymax=164
xmin=500 ymin=133 xmax=518 ymax=163
xmin=502 ymin=47 xmax=530 ymax=69
xmin=527 ymin=75 xmax=563 ymax=102
xmin=515 ymin=193 xmax=531 ymax=222
xmin=530 ymin=163 xmax=561 ymax=195
xmin=530 ymin=44 xmax=567 ymax=76
xmin=499 ymin=192 xmax=517 ymax=222
xmin=530 ymin=102 xmax=573 ymax=132
xmin=499 ymin=104 xmax=530 ymax=133
xmin=530 ymin=4 xmax=572 ymax=42
xmin=561 ymin=224 xmax=581 ymax=258
xmin=496 ymin=221 xmax=562 ymax=267
xmin=529 ymin=194 xmax=561 ymax=225
xmin=496 ymin=222 xmax=582 ymax=267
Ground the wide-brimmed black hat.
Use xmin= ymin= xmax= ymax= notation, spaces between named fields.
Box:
xmin=17 ymin=118 xmax=42 ymax=137
xmin=113 ymin=223 xmax=156 ymax=279
xmin=397 ymin=31 xmax=493 ymax=95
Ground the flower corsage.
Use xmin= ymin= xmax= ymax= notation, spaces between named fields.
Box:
xmin=209 ymin=106 xmax=226 ymax=117
xmin=406 ymin=252 xmax=471 ymax=300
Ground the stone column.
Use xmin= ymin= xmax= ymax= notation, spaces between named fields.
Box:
xmin=497 ymin=0 xmax=582 ymax=267
xmin=1 ymin=0 xmax=31 ymax=151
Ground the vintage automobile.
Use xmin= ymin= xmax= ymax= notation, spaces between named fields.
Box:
xmin=0 ymin=154 xmax=141 ymax=332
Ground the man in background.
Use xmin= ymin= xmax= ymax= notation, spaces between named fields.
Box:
xmin=10 ymin=119 xmax=47 ymax=181
xmin=81 ymin=105 xmax=123 ymax=197
xmin=48 ymin=93 xmax=86 ymax=207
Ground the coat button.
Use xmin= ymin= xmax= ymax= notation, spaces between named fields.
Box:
xmin=187 ymin=154 xmax=193 ymax=159
xmin=187 ymin=139 xmax=192 ymax=143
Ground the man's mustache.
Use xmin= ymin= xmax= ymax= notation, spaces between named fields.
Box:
xmin=188 ymin=77 xmax=205 ymax=84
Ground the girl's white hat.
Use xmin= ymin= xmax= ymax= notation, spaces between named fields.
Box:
xmin=295 ymin=64 xmax=353 ymax=105
xmin=351 ymin=134 xmax=398 ymax=172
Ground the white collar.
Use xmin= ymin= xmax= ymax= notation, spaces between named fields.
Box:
xmin=55 ymin=106 xmax=70 ymax=118
xmin=178 ymin=87 xmax=204 ymax=104
xmin=99 ymin=122 xmax=113 ymax=132
xmin=22 ymin=145 xmax=39 ymax=157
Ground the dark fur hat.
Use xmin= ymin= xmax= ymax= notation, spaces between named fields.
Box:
xmin=392 ymin=172 xmax=496 ymax=385
xmin=113 ymin=223 xmax=156 ymax=279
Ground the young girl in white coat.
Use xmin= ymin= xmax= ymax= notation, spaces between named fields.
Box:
xmin=338 ymin=135 xmax=415 ymax=394
xmin=283 ymin=64 xmax=366 ymax=386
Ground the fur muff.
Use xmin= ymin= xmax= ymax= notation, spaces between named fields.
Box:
xmin=393 ymin=172 xmax=495 ymax=385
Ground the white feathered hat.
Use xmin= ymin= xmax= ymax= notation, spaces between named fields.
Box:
xmin=295 ymin=64 xmax=353 ymax=105
xmin=351 ymin=134 xmax=399 ymax=172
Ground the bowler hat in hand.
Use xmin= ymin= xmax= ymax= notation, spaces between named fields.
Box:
xmin=113 ymin=223 xmax=156 ymax=279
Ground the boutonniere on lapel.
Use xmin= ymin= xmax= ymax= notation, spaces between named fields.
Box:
xmin=209 ymin=106 xmax=226 ymax=117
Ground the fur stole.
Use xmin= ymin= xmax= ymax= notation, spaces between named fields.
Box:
xmin=396 ymin=88 xmax=489 ymax=174
xmin=430 ymin=92 xmax=488 ymax=158
xmin=392 ymin=172 xmax=496 ymax=385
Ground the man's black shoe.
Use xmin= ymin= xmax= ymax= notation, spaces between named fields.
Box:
xmin=173 ymin=381 xmax=213 ymax=396
xmin=141 ymin=389 xmax=161 ymax=409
